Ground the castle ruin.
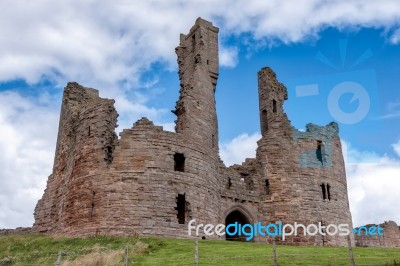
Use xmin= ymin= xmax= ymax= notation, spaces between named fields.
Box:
xmin=33 ymin=18 xmax=355 ymax=246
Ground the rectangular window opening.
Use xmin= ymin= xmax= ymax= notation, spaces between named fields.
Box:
xmin=191 ymin=34 xmax=196 ymax=52
xmin=174 ymin=153 xmax=185 ymax=172
xmin=321 ymin=183 xmax=326 ymax=200
xmin=327 ymin=184 xmax=331 ymax=201
xmin=316 ymin=141 xmax=323 ymax=163
xmin=90 ymin=191 xmax=96 ymax=221
xmin=104 ymin=146 xmax=113 ymax=164
xmin=265 ymin=179 xmax=270 ymax=194
xmin=272 ymin=99 xmax=277 ymax=113
xmin=261 ymin=109 xmax=268 ymax=133
xmin=175 ymin=193 xmax=186 ymax=224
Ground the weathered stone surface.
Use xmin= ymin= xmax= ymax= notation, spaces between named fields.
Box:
xmin=354 ymin=221 xmax=400 ymax=247
xmin=0 ymin=227 xmax=31 ymax=236
xmin=29 ymin=17 xmax=395 ymax=247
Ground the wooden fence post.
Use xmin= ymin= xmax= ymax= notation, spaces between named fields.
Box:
xmin=273 ymin=237 xmax=278 ymax=266
xmin=194 ymin=239 xmax=199 ymax=266
xmin=347 ymin=235 xmax=356 ymax=266
xmin=55 ymin=251 xmax=62 ymax=266
xmin=124 ymin=245 xmax=128 ymax=266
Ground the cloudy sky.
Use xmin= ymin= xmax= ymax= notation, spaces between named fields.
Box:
xmin=0 ymin=0 xmax=399 ymax=229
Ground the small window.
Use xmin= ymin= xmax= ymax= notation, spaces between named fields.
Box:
xmin=105 ymin=146 xmax=113 ymax=164
xmin=327 ymin=184 xmax=331 ymax=201
xmin=175 ymin=194 xmax=186 ymax=224
xmin=90 ymin=191 xmax=96 ymax=220
xmin=174 ymin=153 xmax=185 ymax=172
xmin=316 ymin=141 xmax=323 ymax=163
xmin=227 ymin=177 xmax=232 ymax=189
xmin=241 ymin=173 xmax=254 ymax=190
xmin=321 ymin=183 xmax=326 ymax=200
xmin=192 ymin=34 xmax=196 ymax=52
xmin=272 ymin=99 xmax=277 ymax=113
xmin=212 ymin=134 xmax=215 ymax=148
xmin=265 ymin=179 xmax=270 ymax=194
xmin=261 ymin=109 xmax=268 ymax=132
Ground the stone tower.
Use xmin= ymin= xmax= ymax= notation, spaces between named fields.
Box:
xmin=174 ymin=18 xmax=219 ymax=154
xmin=33 ymin=83 xmax=118 ymax=233
xmin=255 ymin=67 xmax=353 ymax=246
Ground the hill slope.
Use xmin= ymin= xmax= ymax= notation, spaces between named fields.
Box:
xmin=0 ymin=234 xmax=399 ymax=265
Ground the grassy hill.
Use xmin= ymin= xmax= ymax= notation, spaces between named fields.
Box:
xmin=0 ymin=234 xmax=399 ymax=265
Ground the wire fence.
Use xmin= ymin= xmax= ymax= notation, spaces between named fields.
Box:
xmin=1 ymin=239 xmax=399 ymax=266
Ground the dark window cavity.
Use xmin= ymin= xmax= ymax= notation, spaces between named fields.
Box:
xmin=265 ymin=179 xmax=270 ymax=194
xmin=321 ymin=183 xmax=331 ymax=201
xmin=175 ymin=194 xmax=186 ymax=224
xmin=192 ymin=34 xmax=196 ymax=52
xmin=321 ymin=183 xmax=326 ymax=200
xmin=227 ymin=177 xmax=232 ymax=189
xmin=174 ymin=153 xmax=185 ymax=172
xmin=316 ymin=141 xmax=323 ymax=163
xmin=90 ymin=191 xmax=95 ymax=220
xmin=241 ymin=173 xmax=254 ymax=190
xmin=261 ymin=109 xmax=268 ymax=132
xmin=327 ymin=184 xmax=331 ymax=201
xmin=272 ymin=99 xmax=277 ymax=113
xmin=104 ymin=146 xmax=113 ymax=164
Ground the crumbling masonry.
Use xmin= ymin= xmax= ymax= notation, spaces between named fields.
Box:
xmin=33 ymin=18 xmax=357 ymax=246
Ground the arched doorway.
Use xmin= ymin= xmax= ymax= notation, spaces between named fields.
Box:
xmin=225 ymin=210 xmax=251 ymax=241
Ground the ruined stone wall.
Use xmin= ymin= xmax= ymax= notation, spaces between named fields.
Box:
xmin=255 ymin=68 xmax=353 ymax=246
xmin=33 ymin=19 xmax=222 ymax=239
xmin=355 ymin=221 xmax=400 ymax=247
xmin=30 ymin=18 xmax=370 ymax=247
xmin=33 ymin=83 xmax=118 ymax=233
xmin=0 ymin=227 xmax=31 ymax=236
xmin=41 ymin=117 xmax=220 ymax=238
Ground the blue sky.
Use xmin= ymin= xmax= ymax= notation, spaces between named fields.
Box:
xmin=0 ymin=0 xmax=400 ymax=229
xmin=144 ymin=26 xmax=400 ymax=157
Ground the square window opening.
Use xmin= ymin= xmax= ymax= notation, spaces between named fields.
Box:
xmin=174 ymin=153 xmax=185 ymax=172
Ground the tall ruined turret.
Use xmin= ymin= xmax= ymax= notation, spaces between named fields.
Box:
xmin=174 ymin=18 xmax=219 ymax=154
xmin=33 ymin=83 xmax=117 ymax=233
xmin=256 ymin=68 xmax=353 ymax=246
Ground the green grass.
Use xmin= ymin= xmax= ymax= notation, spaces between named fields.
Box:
xmin=0 ymin=234 xmax=399 ymax=265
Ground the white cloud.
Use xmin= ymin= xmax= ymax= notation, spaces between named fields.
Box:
xmin=390 ymin=28 xmax=400 ymax=44
xmin=219 ymin=133 xmax=261 ymax=166
xmin=0 ymin=91 xmax=59 ymax=228
xmin=219 ymin=46 xmax=239 ymax=68
xmin=343 ymin=139 xmax=400 ymax=227
xmin=1 ymin=0 xmax=400 ymax=87
xmin=392 ymin=139 xmax=400 ymax=157
xmin=377 ymin=100 xmax=400 ymax=120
